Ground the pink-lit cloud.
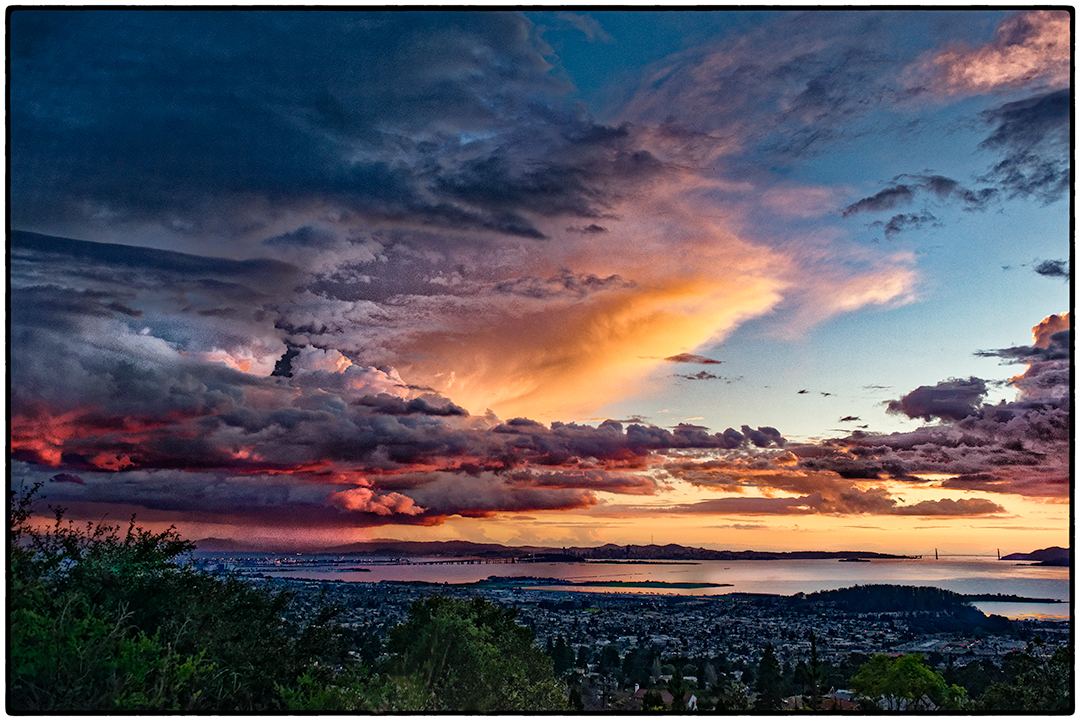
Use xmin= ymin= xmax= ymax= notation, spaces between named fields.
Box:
xmin=666 ymin=493 xmax=1004 ymax=518
xmin=327 ymin=485 xmax=426 ymax=516
xmin=907 ymin=10 xmax=1070 ymax=96
xmin=654 ymin=310 xmax=1070 ymax=511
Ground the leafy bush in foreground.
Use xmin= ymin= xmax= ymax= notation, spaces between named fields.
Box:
xmin=977 ymin=643 xmax=1072 ymax=712
xmin=8 ymin=486 xmax=569 ymax=712
xmin=387 ymin=595 xmax=569 ymax=712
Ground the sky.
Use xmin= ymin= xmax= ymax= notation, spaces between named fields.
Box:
xmin=8 ymin=9 xmax=1071 ymax=554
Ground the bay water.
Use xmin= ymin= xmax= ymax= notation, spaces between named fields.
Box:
xmin=249 ymin=556 xmax=1069 ymax=620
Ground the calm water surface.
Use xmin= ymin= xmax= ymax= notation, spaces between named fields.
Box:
xmin=255 ymin=557 xmax=1069 ymax=619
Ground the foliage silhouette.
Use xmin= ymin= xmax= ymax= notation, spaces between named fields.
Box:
xmin=10 ymin=486 xmax=569 ymax=712
xmin=976 ymin=643 xmax=1072 ymax=712
xmin=753 ymin=642 xmax=783 ymax=710
xmin=386 ymin=595 xmax=569 ymax=712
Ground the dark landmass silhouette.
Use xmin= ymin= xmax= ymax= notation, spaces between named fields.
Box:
xmin=193 ymin=537 xmax=919 ymax=561
xmin=1000 ymin=546 xmax=1070 ymax=566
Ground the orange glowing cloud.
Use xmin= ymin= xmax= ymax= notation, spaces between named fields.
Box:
xmin=408 ymin=272 xmax=785 ymax=421
xmin=381 ymin=178 xmax=789 ymax=420
xmin=1032 ymin=311 xmax=1070 ymax=347
xmin=1006 ymin=311 xmax=1071 ymax=401
xmin=390 ymin=175 xmax=917 ymax=421
xmin=909 ymin=10 xmax=1069 ymax=96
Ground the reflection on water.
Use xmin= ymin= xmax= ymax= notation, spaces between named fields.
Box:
xmin=251 ymin=557 xmax=1069 ymax=619
xmin=972 ymin=601 xmax=1069 ymax=620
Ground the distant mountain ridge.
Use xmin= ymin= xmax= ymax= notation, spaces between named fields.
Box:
xmin=561 ymin=544 xmax=913 ymax=561
xmin=193 ymin=537 xmax=915 ymax=560
xmin=191 ymin=537 xmax=266 ymax=552
xmin=1000 ymin=546 xmax=1069 ymax=566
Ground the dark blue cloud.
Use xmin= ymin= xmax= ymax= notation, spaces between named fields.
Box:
xmin=880 ymin=212 xmax=938 ymax=238
xmin=10 ymin=10 xmax=661 ymax=246
xmin=1033 ymin=259 xmax=1069 ymax=279
xmin=841 ymin=89 xmax=1066 ymax=222
xmin=976 ymin=329 xmax=1070 ymax=364
xmin=844 ymin=175 xmax=996 ymax=219
xmin=616 ymin=12 xmax=1003 ymax=165
xmin=886 ymin=377 xmax=987 ymax=422
xmin=978 ymin=89 xmax=1069 ymax=203
xmin=842 ymin=185 xmax=915 ymax=217
xmin=664 ymin=353 xmax=722 ymax=365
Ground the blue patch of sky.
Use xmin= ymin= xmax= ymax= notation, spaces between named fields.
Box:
xmin=569 ymin=11 xmax=1068 ymax=439
xmin=525 ymin=10 xmax=775 ymax=115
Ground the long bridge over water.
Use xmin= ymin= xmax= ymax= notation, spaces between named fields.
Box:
xmin=394 ymin=554 xmax=576 ymax=566
xmin=389 ymin=550 xmax=1007 ymax=565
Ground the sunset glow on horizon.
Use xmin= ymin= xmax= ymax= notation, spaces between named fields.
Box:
xmin=9 ymin=10 xmax=1070 ymax=556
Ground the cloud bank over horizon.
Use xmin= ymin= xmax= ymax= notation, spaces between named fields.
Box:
xmin=10 ymin=223 xmax=1066 ymax=533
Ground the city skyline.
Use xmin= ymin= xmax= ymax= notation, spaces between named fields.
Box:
xmin=9 ymin=9 xmax=1070 ymax=553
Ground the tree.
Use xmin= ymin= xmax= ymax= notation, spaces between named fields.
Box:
xmin=386 ymin=595 xmax=569 ymax=712
xmin=641 ymin=689 xmax=666 ymax=711
xmin=621 ymin=644 xmax=652 ymax=687
xmin=977 ymin=644 xmax=1071 ymax=712
xmin=577 ymin=644 xmax=593 ymax=669
xmin=713 ymin=680 xmax=752 ymax=711
xmin=703 ymin=661 xmax=718 ymax=688
xmin=9 ymin=485 xmax=387 ymax=712
xmin=566 ymin=678 xmax=584 ymax=711
xmin=794 ymin=630 xmax=828 ymax=708
xmin=830 ymin=650 xmax=868 ymax=690
xmin=600 ymin=643 xmax=621 ymax=672
xmin=275 ymin=666 xmax=429 ymax=712
xmin=668 ymin=666 xmax=688 ymax=710
xmin=850 ymin=653 xmax=967 ymax=711
xmin=753 ymin=643 xmax=783 ymax=710
xmin=10 ymin=489 xmax=210 ymax=711
xmin=551 ymin=635 xmax=574 ymax=676
xmin=740 ymin=663 xmax=756 ymax=688
xmin=943 ymin=658 xmax=1003 ymax=699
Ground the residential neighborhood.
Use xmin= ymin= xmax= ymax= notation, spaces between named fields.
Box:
xmin=259 ymin=575 xmax=1069 ymax=710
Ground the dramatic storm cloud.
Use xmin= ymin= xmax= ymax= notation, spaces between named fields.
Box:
xmin=10 ymin=229 xmax=794 ymax=528
xmin=9 ymin=9 xmax=923 ymax=426
xmin=9 ymin=10 xmax=1068 ymax=551
xmin=11 ymin=11 xmax=589 ymax=243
